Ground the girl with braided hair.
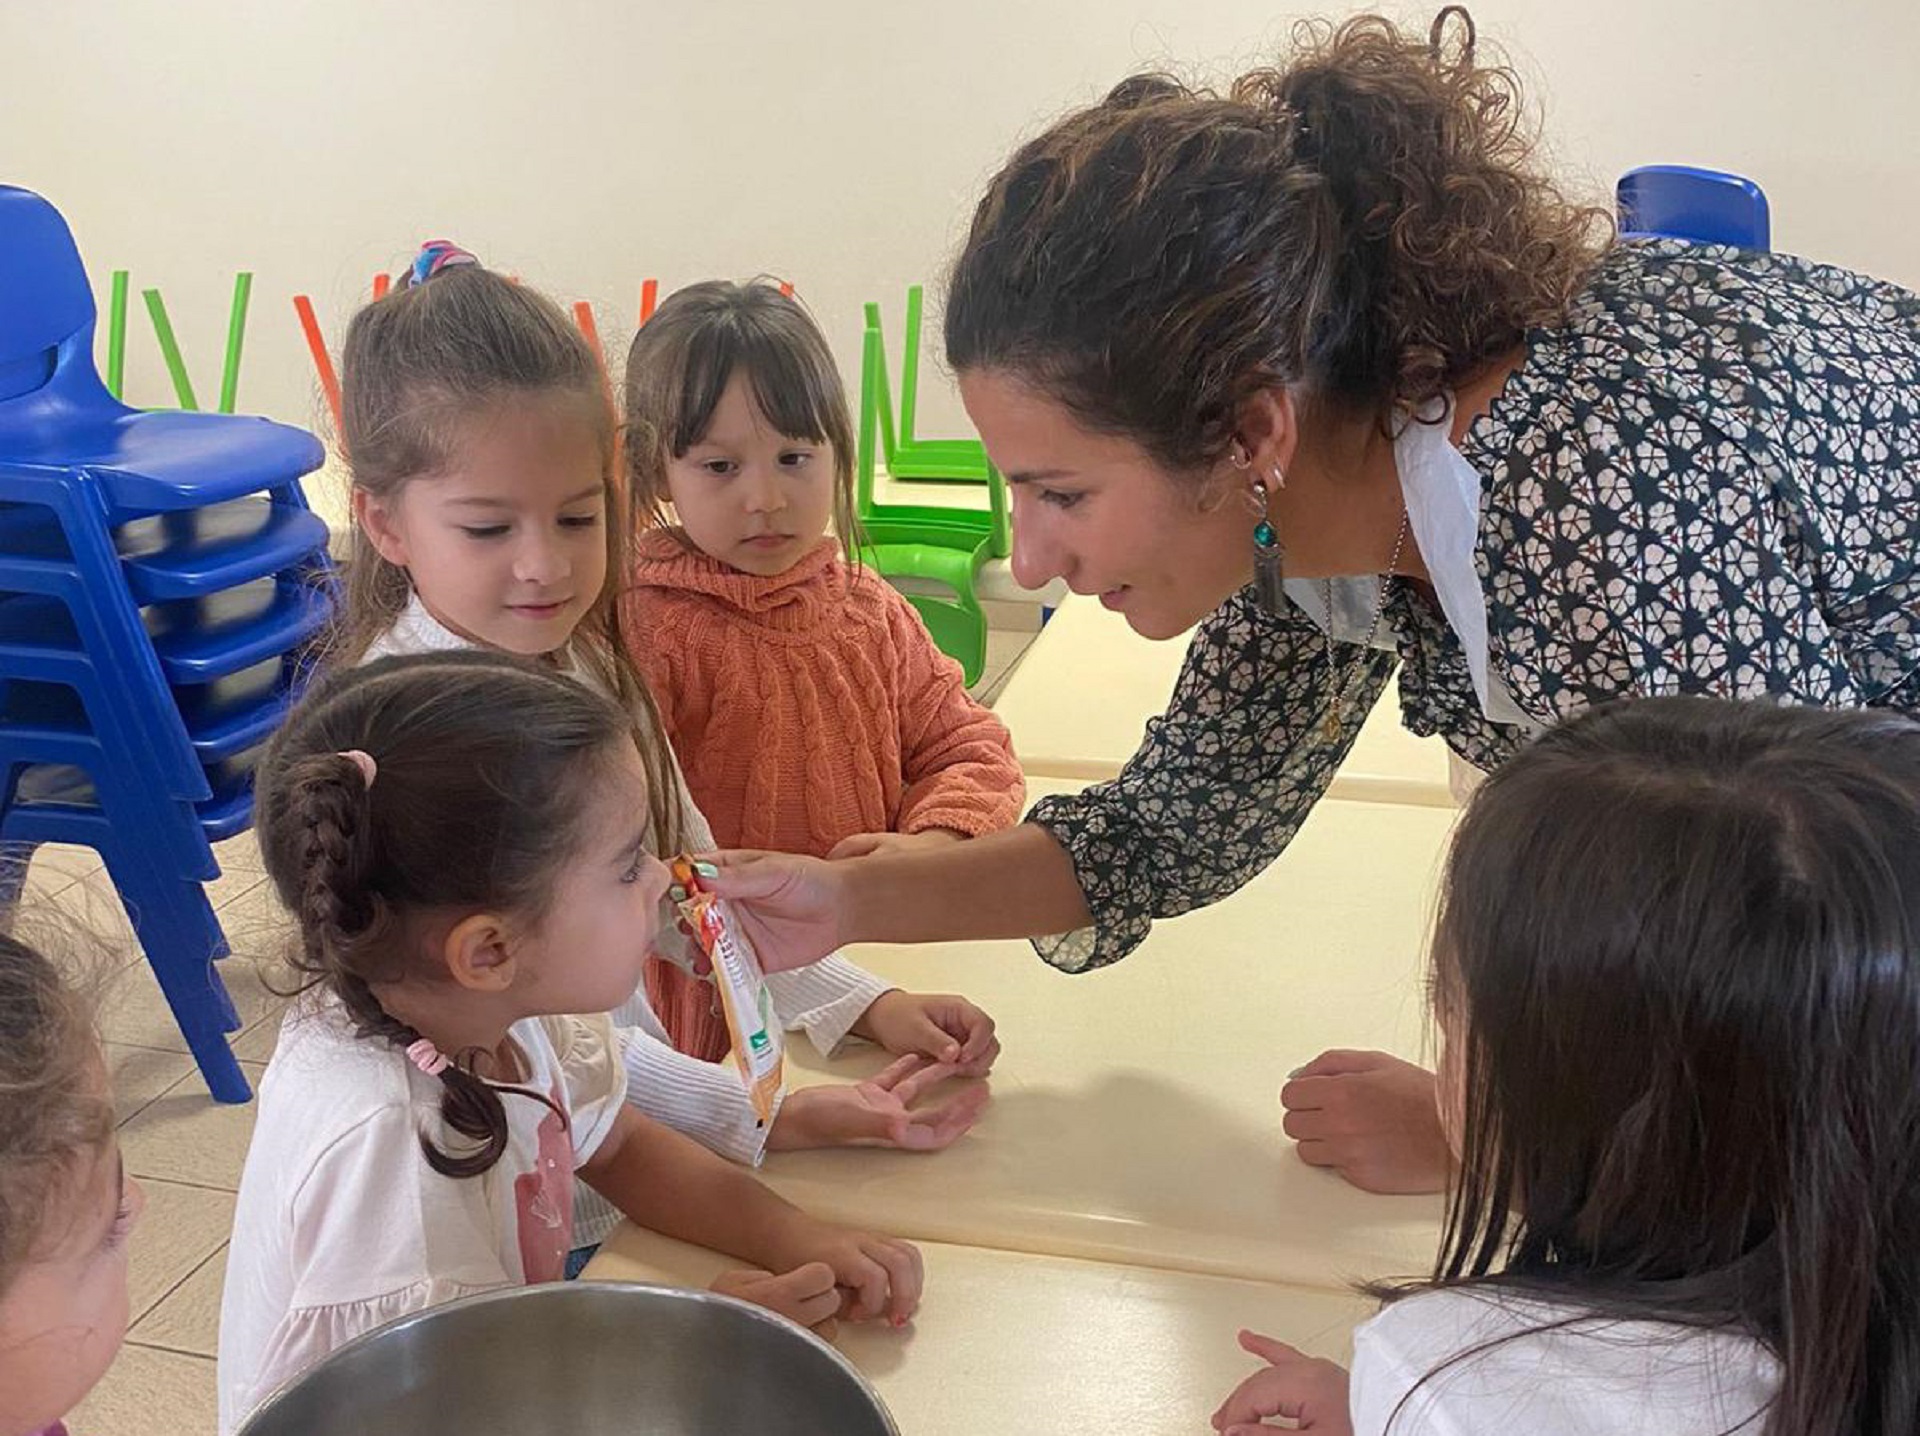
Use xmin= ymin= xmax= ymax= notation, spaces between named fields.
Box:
xmin=216 ymin=653 xmax=923 ymax=1433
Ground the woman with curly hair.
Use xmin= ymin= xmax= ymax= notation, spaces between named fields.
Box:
xmin=705 ymin=10 xmax=1920 ymax=1196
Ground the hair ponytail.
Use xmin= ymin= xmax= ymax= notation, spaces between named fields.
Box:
xmin=946 ymin=9 xmax=1613 ymax=462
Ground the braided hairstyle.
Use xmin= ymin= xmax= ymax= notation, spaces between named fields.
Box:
xmin=254 ymin=650 xmax=635 ymax=1178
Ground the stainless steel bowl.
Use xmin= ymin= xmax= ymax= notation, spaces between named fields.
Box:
xmin=236 ymin=1282 xmax=901 ymax=1435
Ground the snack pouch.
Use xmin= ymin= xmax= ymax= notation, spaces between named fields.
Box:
xmin=668 ymin=856 xmax=785 ymax=1126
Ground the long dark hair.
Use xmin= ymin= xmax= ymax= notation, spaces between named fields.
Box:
xmin=945 ymin=10 xmax=1611 ymax=465
xmin=254 ymin=651 xmax=635 ymax=1178
xmin=623 ymin=279 xmax=860 ymax=557
xmin=330 ymin=252 xmax=682 ymax=852
xmin=1405 ymin=697 xmax=1920 ymax=1435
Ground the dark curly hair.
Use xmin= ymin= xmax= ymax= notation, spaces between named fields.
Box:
xmin=945 ymin=8 xmax=1614 ymax=465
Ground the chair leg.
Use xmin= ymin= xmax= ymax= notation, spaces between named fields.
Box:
xmin=105 ymin=848 xmax=251 ymax=1103
xmin=0 ymin=839 xmax=35 ymax=911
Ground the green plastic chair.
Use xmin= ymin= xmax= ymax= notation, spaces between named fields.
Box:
xmin=854 ymin=323 xmax=1010 ymax=685
xmin=864 ymin=285 xmax=991 ymax=483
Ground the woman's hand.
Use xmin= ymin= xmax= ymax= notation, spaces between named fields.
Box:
xmin=1279 ymin=1050 xmax=1451 ymax=1195
xmin=710 ymin=1262 xmax=843 ymax=1339
xmin=764 ymin=1215 xmax=925 ymax=1326
xmin=826 ymin=829 xmax=966 ymax=861
xmin=700 ymin=850 xmax=851 ymax=972
xmin=768 ymin=1056 xmax=990 ymax=1153
xmin=1211 ymin=1331 xmax=1352 ymax=1434
xmin=852 ymin=989 xmax=1000 ymax=1075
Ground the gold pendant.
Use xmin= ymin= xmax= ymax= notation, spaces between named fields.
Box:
xmin=1321 ymin=708 xmax=1342 ymax=741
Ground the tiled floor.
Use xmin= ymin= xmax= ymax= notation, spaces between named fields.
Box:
xmin=39 ymin=622 xmax=1042 ymax=1435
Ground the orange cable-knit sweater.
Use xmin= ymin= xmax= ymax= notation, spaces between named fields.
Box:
xmin=624 ymin=530 xmax=1025 ymax=1056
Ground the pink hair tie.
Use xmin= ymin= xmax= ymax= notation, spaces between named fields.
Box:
xmin=338 ymin=749 xmax=377 ymax=788
xmin=406 ymin=1038 xmax=451 ymax=1077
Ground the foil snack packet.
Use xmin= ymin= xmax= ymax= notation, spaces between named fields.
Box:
xmin=668 ymin=856 xmax=785 ymax=1126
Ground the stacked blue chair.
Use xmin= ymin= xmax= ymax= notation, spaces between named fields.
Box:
xmin=1617 ymin=164 xmax=1771 ymax=250
xmin=0 ymin=184 xmax=334 ymax=1102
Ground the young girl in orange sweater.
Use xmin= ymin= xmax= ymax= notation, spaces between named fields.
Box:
xmin=623 ymin=280 xmax=1025 ymax=1058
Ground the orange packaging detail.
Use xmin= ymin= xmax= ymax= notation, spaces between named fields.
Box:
xmin=668 ymin=857 xmax=785 ymax=1126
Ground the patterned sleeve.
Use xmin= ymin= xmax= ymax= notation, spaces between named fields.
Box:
xmin=1025 ymin=587 xmax=1395 ymax=973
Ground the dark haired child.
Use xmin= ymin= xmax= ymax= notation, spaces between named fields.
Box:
xmin=622 ymin=280 xmax=1023 ymax=1063
xmin=219 ymin=653 xmax=925 ymax=1433
xmin=1215 ymin=698 xmax=1920 ymax=1436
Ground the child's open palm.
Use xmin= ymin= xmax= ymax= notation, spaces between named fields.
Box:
xmin=771 ymin=1055 xmax=990 ymax=1153
xmin=1211 ymin=1331 xmax=1353 ymax=1435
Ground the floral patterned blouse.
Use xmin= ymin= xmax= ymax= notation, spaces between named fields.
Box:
xmin=1028 ymin=240 xmax=1920 ymax=972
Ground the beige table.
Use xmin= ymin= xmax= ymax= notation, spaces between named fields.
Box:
xmin=585 ymin=1229 xmax=1378 ymax=1436
xmin=749 ymin=778 xmax=1452 ymax=1292
xmin=995 ymin=593 xmax=1456 ymax=807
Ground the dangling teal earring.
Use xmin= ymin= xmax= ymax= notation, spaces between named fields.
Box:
xmin=1250 ymin=465 xmax=1287 ymax=615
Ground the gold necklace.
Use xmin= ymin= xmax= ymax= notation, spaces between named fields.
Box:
xmin=1320 ymin=511 xmax=1410 ymax=740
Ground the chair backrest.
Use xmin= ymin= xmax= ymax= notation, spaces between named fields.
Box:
xmin=862 ymin=302 xmax=902 ymax=461
xmin=0 ymin=187 xmax=97 ymax=395
xmin=899 ymin=284 xmax=926 ymax=443
xmin=1616 ymin=165 xmax=1771 ymax=250
xmin=857 ymin=325 xmax=1010 ymax=555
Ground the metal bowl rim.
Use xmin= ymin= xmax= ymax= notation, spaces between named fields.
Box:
xmin=235 ymin=1279 xmax=901 ymax=1436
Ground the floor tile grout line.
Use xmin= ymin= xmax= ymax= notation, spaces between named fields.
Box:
xmin=120 ymin=1336 xmax=216 ymax=1363
xmin=131 ymin=1241 xmax=229 ymax=1338
xmin=124 ymin=1175 xmax=242 ymax=1198
xmin=120 ymin=1173 xmax=243 ymax=1196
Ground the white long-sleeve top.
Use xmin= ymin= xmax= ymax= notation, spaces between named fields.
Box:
xmin=361 ymin=597 xmax=892 ymax=1229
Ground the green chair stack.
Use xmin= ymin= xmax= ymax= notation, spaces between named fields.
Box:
xmin=864 ymin=285 xmax=991 ymax=483
xmin=854 ymin=321 xmax=1009 ymax=686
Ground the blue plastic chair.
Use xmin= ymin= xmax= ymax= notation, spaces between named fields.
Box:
xmin=1617 ymin=165 xmax=1771 ymax=250
xmin=0 ymin=185 xmax=333 ymax=1102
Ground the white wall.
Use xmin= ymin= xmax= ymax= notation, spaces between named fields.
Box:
xmin=5 ymin=0 xmax=1916 ymax=437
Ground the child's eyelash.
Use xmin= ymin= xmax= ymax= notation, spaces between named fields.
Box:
xmin=459 ymin=524 xmax=511 ymax=539
xmin=102 ymin=1199 xmax=135 ymax=1253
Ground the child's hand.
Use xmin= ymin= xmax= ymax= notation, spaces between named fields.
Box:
xmin=1280 ymin=1049 xmax=1451 ymax=1195
xmin=769 ymin=1055 xmax=990 ymax=1153
xmin=852 ymin=989 xmax=1000 ymax=1075
xmin=767 ymin=1217 xmax=924 ymax=1326
xmin=825 ymin=829 xmax=965 ymax=861
xmin=711 ymin=1262 xmax=843 ymax=1339
xmin=1211 ymin=1331 xmax=1353 ymax=1435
